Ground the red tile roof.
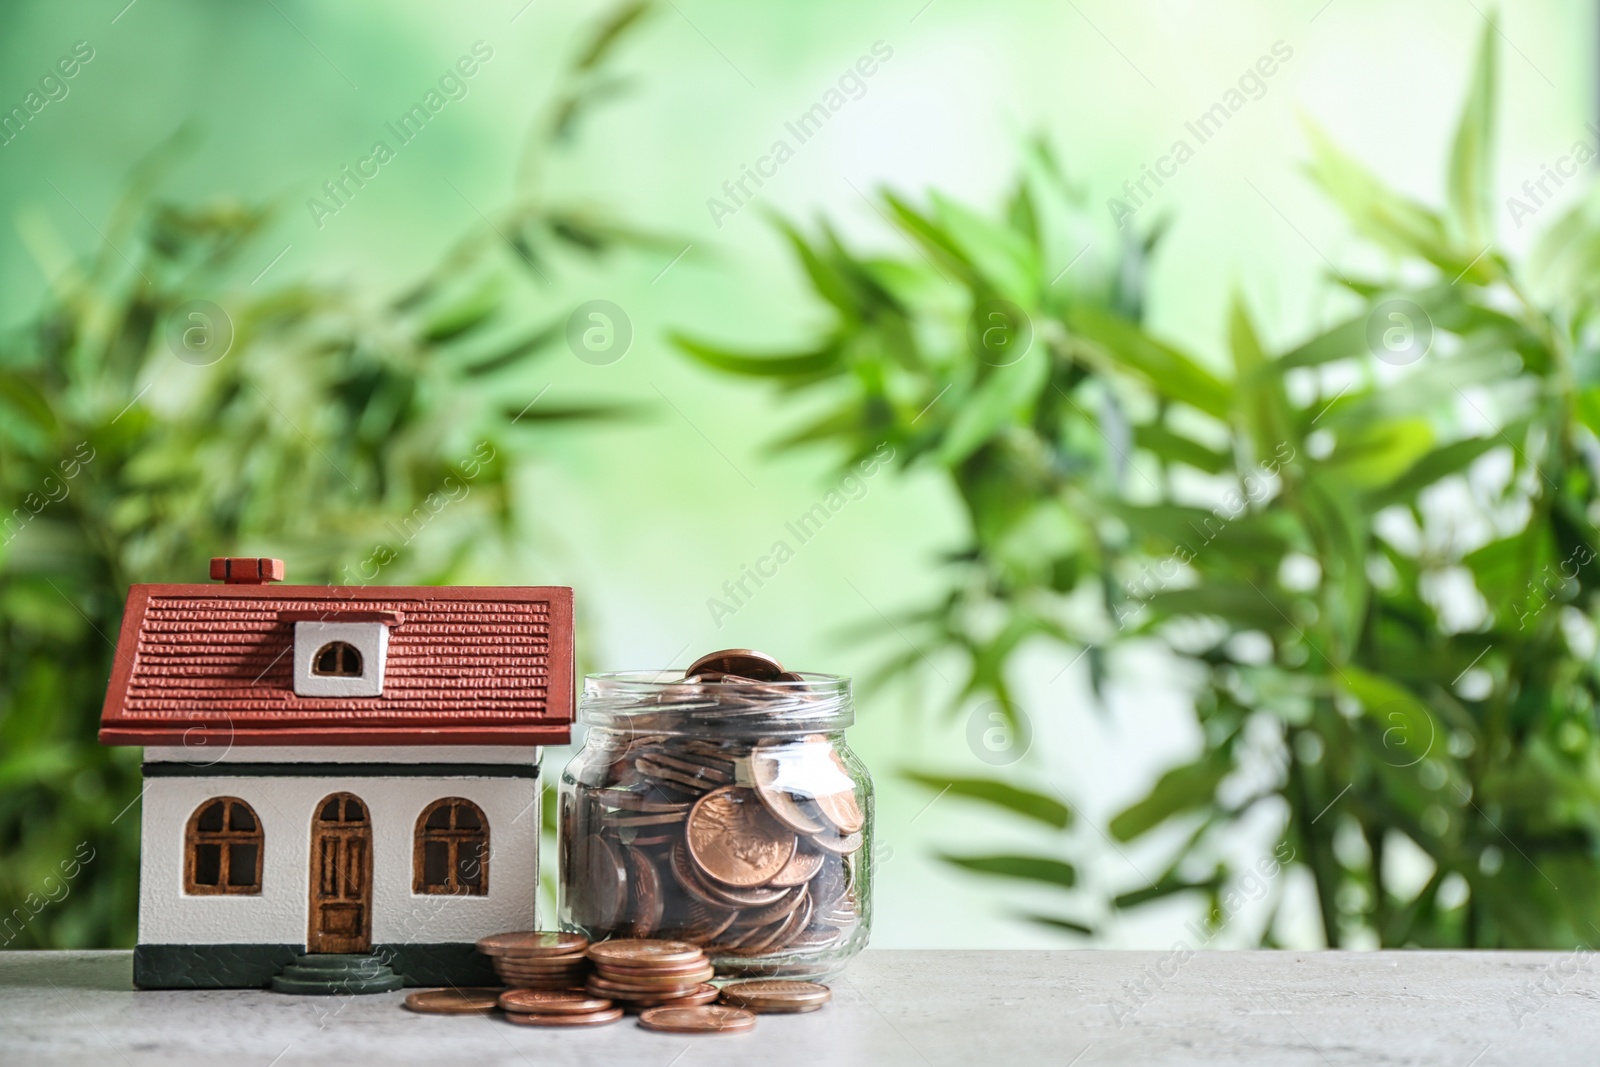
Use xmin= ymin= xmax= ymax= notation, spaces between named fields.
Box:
xmin=98 ymin=584 xmax=573 ymax=747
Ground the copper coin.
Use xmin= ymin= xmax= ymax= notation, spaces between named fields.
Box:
xmin=624 ymin=846 xmax=665 ymax=938
xmin=604 ymin=811 xmax=686 ymax=828
xmin=622 ymin=983 xmax=721 ymax=1010
xmin=594 ymin=788 xmax=691 ymax=813
xmin=594 ymin=955 xmax=717 ymax=977
xmin=808 ymin=828 xmax=863 ymax=855
xmin=686 ymin=648 xmax=786 ymax=681
xmin=496 ymin=956 xmax=589 ymax=969
xmin=720 ymin=980 xmax=832 ymax=1013
xmin=814 ymin=750 xmax=865 ymax=833
xmin=588 ymin=938 xmax=705 ymax=967
xmin=669 ymin=840 xmax=786 ymax=908
xmin=672 ymin=898 xmax=739 ymax=942
xmin=588 ymin=976 xmax=708 ymax=1000
xmin=647 ymin=752 xmax=734 ymax=783
xmin=669 ymin=839 xmax=741 ymax=909
xmin=505 ymin=1007 xmax=624 ymax=1027
xmin=788 ymin=927 xmax=843 ymax=950
xmin=403 ymin=987 xmax=503 ymax=1015
xmin=751 ymin=750 xmax=828 ymax=836
xmin=476 ymin=931 xmax=588 ymax=957
xmin=494 ymin=951 xmax=589 ymax=967
xmin=590 ymin=965 xmax=715 ymax=990
xmin=687 ymin=787 xmax=797 ymax=888
xmin=768 ymin=846 xmax=825 ymax=888
xmin=580 ymin=834 xmax=629 ymax=929
xmin=499 ymin=989 xmax=614 ymax=1014
xmin=638 ymin=1004 xmax=757 ymax=1034
xmin=636 ymin=758 xmax=719 ymax=794
xmin=729 ymin=885 xmax=806 ymax=928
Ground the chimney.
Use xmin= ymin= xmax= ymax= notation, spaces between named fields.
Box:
xmin=210 ymin=557 xmax=285 ymax=584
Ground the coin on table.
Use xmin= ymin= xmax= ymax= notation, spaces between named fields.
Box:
xmin=476 ymin=930 xmax=588 ymax=957
xmin=687 ymin=786 xmax=797 ymax=888
xmin=588 ymin=938 xmax=706 ymax=968
xmin=505 ymin=1007 xmax=624 ymax=1027
xmin=403 ymin=987 xmax=503 ymax=1014
xmin=638 ymin=1004 xmax=758 ymax=1034
xmin=720 ymin=980 xmax=831 ymax=1013
xmin=687 ymin=648 xmax=786 ymax=681
xmin=499 ymin=990 xmax=614 ymax=1014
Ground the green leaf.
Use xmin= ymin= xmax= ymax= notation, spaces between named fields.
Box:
xmin=1017 ymin=912 xmax=1095 ymax=936
xmin=939 ymin=853 xmax=1078 ymax=887
xmin=572 ymin=0 xmax=652 ymax=71
xmin=673 ymin=335 xmax=841 ymax=378
xmin=936 ymin=349 xmax=1048 ymax=465
xmin=1114 ymin=876 xmax=1222 ymax=910
xmin=902 ymin=770 xmax=1072 ymax=829
xmin=1133 ymin=423 xmax=1230 ymax=474
xmin=1066 ymin=304 xmax=1232 ymax=418
xmin=1324 ymin=417 xmax=1434 ymax=489
xmin=420 ymin=276 xmax=503 ymax=343
xmin=1367 ymin=433 xmax=1504 ymax=507
xmin=1278 ymin=312 xmax=1370 ymax=368
xmin=1447 ymin=14 xmax=1498 ymax=249
xmin=1110 ymin=750 xmax=1232 ymax=842
xmin=1303 ymin=119 xmax=1487 ymax=281
xmin=1229 ymin=297 xmax=1297 ymax=461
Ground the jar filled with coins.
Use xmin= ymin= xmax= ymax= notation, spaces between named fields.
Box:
xmin=558 ymin=650 xmax=872 ymax=980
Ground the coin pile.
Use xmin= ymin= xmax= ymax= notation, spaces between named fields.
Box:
xmin=638 ymin=1004 xmax=757 ymax=1034
xmin=565 ymin=649 xmax=867 ymax=969
xmin=585 ymin=939 xmax=719 ymax=1011
xmin=476 ymin=930 xmax=592 ymax=990
xmin=719 ymin=979 xmax=832 ymax=1014
xmin=499 ymin=989 xmax=622 ymax=1028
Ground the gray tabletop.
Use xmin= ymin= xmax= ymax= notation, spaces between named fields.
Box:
xmin=1 ymin=949 xmax=1593 ymax=1065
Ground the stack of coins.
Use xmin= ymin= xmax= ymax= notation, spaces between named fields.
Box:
xmin=476 ymin=931 xmax=591 ymax=990
xmin=719 ymin=979 xmax=832 ymax=1014
xmin=565 ymin=649 xmax=867 ymax=969
xmin=585 ymin=939 xmax=720 ymax=1011
xmin=499 ymin=989 xmax=622 ymax=1028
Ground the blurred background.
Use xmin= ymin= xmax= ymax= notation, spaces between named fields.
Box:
xmin=3 ymin=0 xmax=1599 ymax=954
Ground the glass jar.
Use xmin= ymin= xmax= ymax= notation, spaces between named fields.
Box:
xmin=558 ymin=670 xmax=873 ymax=979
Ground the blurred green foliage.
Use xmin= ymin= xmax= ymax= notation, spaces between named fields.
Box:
xmin=0 ymin=2 xmax=653 ymax=949
xmin=682 ymin=20 xmax=1600 ymax=947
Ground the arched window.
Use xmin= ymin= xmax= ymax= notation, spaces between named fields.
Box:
xmin=313 ymin=641 xmax=363 ymax=677
xmin=414 ymin=798 xmax=489 ymax=895
xmin=184 ymin=797 xmax=262 ymax=895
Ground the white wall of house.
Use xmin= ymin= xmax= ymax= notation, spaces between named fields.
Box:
xmin=137 ymin=758 xmax=541 ymax=946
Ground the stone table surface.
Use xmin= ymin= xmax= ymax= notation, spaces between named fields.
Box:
xmin=2 ymin=949 xmax=1596 ymax=1065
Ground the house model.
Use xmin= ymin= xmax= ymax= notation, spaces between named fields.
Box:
xmin=96 ymin=557 xmax=573 ymax=992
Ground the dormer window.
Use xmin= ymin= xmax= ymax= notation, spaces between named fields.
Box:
xmin=314 ymin=641 xmax=363 ymax=677
xmin=291 ymin=620 xmax=389 ymax=697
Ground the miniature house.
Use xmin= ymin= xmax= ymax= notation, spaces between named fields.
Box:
xmin=97 ymin=557 xmax=573 ymax=991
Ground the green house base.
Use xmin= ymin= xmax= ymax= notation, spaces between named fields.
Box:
xmin=133 ymin=942 xmax=498 ymax=989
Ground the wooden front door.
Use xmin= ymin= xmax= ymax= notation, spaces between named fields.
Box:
xmin=308 ymin=792 xmax=373 ymax=953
